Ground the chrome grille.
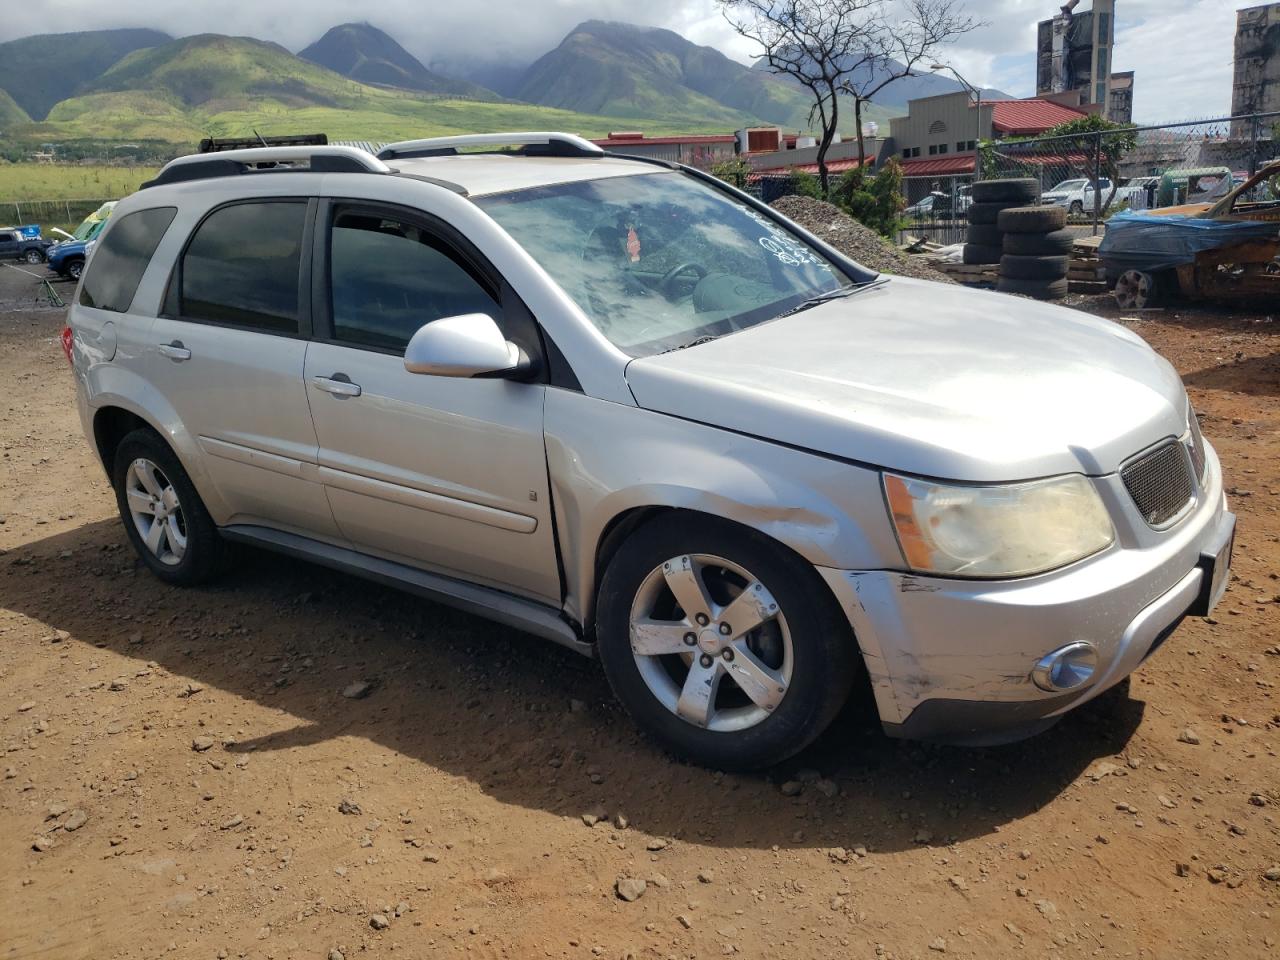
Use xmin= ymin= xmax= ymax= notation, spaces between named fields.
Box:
xmin=1122 ymin=440 xmax=1196 ymax=527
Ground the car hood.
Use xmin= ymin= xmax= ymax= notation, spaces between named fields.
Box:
xmin=625 ymin=277 xmax=1187 ymax=482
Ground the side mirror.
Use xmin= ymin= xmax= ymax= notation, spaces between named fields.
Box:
xmin=403 ymin=313 xmax=528 ymax=378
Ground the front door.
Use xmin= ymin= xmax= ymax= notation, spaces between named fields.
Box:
xmin=146 ymin=198 xmax=341 ymax=540
xmin=304 ymin=201 xmax=559 ymax=603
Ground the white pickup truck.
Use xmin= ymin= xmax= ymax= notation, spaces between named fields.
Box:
xmin=1041 ymin=178 xmax=1114 ymax=216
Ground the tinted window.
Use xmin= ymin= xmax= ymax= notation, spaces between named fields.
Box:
xmin=181 ymin=201 xmax=305 ymax=333
xmin=79 ymin=207 xmax=177 ymax=313
xmin=329 ymin=210 xmax=498 ymax=351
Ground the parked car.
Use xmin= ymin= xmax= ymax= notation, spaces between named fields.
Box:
xmin=46 ymin=207 xmax=116 ymax=280
xmin=1155 ymin=167 xmax=1233 ymax=208
xmin=1117 ymin=176 xmax=1161 ymax=211
xmin=0 ymin=226 xmax=54 ymax=263
xmin=66 ymin=134 xmax=1234 ymax=769
xmin=1042 ymin=177 xmax=1114 ymax=216
xmin=904 ymin=191 xmax=959 ymax=219
xmin=1102 ymin=159 xmax=1280 ymax=308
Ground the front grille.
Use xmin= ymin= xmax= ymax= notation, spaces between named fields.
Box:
xmin=1122 ymin=440 xmax=1196 ymax=527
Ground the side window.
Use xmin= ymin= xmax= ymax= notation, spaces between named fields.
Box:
xmin=328 ymin=209 xmax=499 ymax=352
xmin=180 ymin=201 xmax=306 ymax=333
xmin=79 ymin=207 xmax=177 ymax=313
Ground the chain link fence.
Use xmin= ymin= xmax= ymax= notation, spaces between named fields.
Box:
xmin=979 ymin=112 xmax=1280 ymax=235
xmin=0 ymin=198 xmax=115 ymax=235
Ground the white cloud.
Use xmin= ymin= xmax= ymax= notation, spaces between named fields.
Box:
xmin=0 ymin=0 xmax=1261 ymax=122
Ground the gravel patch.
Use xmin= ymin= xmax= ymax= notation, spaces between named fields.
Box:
xmin=770 ymin=196 xmax=954 ymax=284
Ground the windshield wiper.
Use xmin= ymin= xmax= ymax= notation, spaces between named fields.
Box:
xmin=658 ymin=334 xmax=721 ymax=354
xmin=776 ymin=276 xmax=888 ymax=319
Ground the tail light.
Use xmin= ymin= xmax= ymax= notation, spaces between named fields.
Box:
xmin=61 ymin=326 xmax=74 ymax=365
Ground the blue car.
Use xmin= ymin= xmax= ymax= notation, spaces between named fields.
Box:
xmin=46 ymin=219 xmax=108 ymax=280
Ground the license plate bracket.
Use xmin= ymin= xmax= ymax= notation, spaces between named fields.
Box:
xmin=1190 ymin=515 xmax=1235 ymax=617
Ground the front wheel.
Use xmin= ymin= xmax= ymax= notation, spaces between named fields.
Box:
xmin=66 ymin=259 xmax=83 ymax=280
xmin=596 ymin=515 xmax=859 ymax=770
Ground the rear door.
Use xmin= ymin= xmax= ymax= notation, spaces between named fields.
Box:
xmin=146 ymin=198 xmax=341 ymax=540
xmin=303 ymin=200 xmax=559 ymax=602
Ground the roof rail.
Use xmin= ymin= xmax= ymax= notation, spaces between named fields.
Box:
xmin=140 ymin=145 xmax=389 ymax=190
xmin=377 ymin=132 xmax=604 ymax=161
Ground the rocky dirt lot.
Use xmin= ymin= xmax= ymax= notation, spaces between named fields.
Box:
xmin=0 ymin=263 xmax=1277 ymax=960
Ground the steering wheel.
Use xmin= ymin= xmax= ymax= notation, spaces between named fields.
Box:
xmin=659 ymin=262 xmax=707 ymax=299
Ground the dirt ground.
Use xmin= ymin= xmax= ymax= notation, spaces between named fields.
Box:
xmin=1 ymin=262 xmax=1277 ymax=960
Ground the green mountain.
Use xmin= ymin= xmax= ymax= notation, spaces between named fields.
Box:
xmin=516 ymin=20 xmax=895 ymax=133
xmin=517 ymin=20 xmax=808 ymax=129
xmin=299 ymin=23 xmax=490 ymax=99
xmin=0 ymin=28 xmax=171 ymax=120
xmin=12 ymin=34 xmax=731 ymax=146
xmin=0 ymin=89 xmax=31 ymax=129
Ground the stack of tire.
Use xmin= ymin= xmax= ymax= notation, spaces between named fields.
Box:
xmin=963 ymin=178 xmax=1040 ymax=265
xmin=996 ymin=204 xmax=1071 ymax=300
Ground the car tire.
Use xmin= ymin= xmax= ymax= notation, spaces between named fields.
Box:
xmin=997 ymin=205 xmax=1067 ymax=234
xmin=963 ymin=242 xmax=1003 ymax=265
xmin=996 ymin=276 xmax=1069 ymax=300
xmin=1003 ymin=229 xmax=1075 ymax=256
xmin=971 ymin=178 xmax=1040 ymax=204
xmin=67 ymin=259 xmax=84 ymax=280
xmin=1000 ymin=254 xmax=1068 ymax=281
xmin=1069 ymin=200 xmax=1085 ymax=217
xmin=112 ymin=428 xmax=227 ymax=586
xmin=965 ymin=223 xmax=1003 ymax=247
xmin=595 ymin=513 xmax=860 ymax=771
xmin=967 ymin=201 xmax=1018 ymax=225
xmin=24 ymin=248 xmax=44 ymax=264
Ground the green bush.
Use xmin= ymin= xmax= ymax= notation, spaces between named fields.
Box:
xmin=828 ymin=158 xmax=906 ymax=237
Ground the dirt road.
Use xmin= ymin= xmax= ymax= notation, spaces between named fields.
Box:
xmin=1 ymin=266 xmax=1277 ymax=959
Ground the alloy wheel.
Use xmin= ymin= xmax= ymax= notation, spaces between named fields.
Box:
xmin=124 ymin=458 xmax=187 ymax=566
xmin=628 ymin=553 xmax=793 ymax=732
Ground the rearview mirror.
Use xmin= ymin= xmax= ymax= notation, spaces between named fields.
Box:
xmin=403 ymin=313 xmax=527 ymax=378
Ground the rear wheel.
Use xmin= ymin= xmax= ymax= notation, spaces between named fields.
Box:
xmin=596 ymin=515 xmax=859 ymax=770
xmin=1113 ymin=269 xmax=1159 ymax=309
xmin=24 ymin=248 xmax=43 ymax=264
xmin=112 ymin=428 xmax=226 ymax=585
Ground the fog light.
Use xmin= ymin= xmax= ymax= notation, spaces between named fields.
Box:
xmin=1031 ymin=642 xmax=1098 ymax=692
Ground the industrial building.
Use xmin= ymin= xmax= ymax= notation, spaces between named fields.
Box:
xmin=1035 ymin=1 xmax=1134 ymax=124
xmin=1231 ymin=3 xmax=1280 ymax=118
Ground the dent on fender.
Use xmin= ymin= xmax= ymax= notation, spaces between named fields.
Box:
xmin=543 ymin=389 xmax=897 ymax=627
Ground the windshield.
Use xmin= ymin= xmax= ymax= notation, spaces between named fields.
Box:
xmin=1050 ymin=180 xmax=1086 ymax=192
xmin=476 ymin=171 xmax=849 ymax=356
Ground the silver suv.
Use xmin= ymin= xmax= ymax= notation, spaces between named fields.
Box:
xmin=67 ymin=133 xmax=1234 ymax=769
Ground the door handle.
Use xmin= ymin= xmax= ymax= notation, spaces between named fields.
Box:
xmin=158 ymin=340 xmax=191 ymax=362
xmin=311 ymin=374 xmax=362 ymax=398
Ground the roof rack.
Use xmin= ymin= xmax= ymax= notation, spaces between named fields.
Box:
xmin=377 ymin=132 xmax=604 ymax=161
xmin=140 ymin=145 xmax=390 ymax=190
xmin=199 ymin=133 xmax=328 ymax=153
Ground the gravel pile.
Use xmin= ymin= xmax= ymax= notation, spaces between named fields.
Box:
xmin=770 ymin=195 xmax=954 ymax=284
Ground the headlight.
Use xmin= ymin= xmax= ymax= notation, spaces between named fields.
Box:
xmin=883 ymin=472 xmax=1114 ymax=578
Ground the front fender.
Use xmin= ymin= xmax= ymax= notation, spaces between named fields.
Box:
xmin=544 ymin=390 xmax=901 ymax=628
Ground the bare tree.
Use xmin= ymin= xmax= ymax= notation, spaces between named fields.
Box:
xmin=721 ymin=0 xmax=978 ymax=195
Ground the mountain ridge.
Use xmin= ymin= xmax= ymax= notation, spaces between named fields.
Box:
xmin=299 ymin=23 xmax=492 ymax=99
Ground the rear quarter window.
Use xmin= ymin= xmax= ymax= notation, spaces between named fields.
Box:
xmin=179 ymin=201 xmax=306 ymax=333
xmin=79 ymin=207 xmax=178 ymax=313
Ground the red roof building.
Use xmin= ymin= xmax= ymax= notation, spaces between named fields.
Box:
xmin=987 ymin=99 xmax=1088 ymax=136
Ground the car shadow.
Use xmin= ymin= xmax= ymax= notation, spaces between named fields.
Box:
xmin=1 ymin=518 xmax=1145 ymax=853
xmin=1183 ymin=351 xmax=1280 ymax=397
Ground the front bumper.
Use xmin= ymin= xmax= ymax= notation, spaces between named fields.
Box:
xmin=819 ymin=448 xmax=1233 ymax=745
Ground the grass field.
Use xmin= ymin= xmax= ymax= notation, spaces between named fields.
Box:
xmin=0 ymin=164 xmax=158 ymax=202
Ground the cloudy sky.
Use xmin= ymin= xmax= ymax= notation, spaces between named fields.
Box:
xmin=0 ymin=1 xmax=1260 ymax=122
